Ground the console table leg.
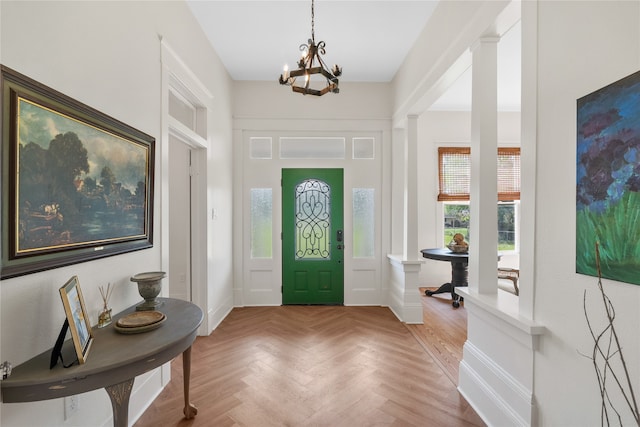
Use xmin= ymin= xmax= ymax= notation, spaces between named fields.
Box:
xmin=182 ymin=346 xmax=198 ymax=419
xmin=104 ymin=378 xmax=134 ymax=427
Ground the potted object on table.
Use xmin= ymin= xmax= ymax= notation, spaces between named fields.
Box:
xmin=130 ymin=271 xmax=166 ymax=311
xmin=447 ymin=233 xmax=469 ymax=253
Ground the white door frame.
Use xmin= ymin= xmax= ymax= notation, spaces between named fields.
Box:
xmin=160 ymin=39 xmax=212 ymax=336
xmin=238 ymin=130 xmax=385 ymax=307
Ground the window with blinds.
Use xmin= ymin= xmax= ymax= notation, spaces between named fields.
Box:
xmin=438 ymin=147 xmax=521 ymax=201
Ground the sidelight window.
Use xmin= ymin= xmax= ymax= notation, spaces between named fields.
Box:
xmin=250 ymin=188 xmax=273 ymax=258
xmin=353 ymin=188 xmax=375 ymax=258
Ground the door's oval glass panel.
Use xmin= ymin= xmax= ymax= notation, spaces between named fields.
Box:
xmin=295 ymin=179 xmax=331 ymax=260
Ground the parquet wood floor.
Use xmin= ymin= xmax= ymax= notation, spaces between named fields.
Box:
xmin=135 ymin=293 xmax=483 ymax=427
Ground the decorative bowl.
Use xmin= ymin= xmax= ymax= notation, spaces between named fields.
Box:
xmin=130 ymin=271 xmax=166 ymax=311
xmin=447 ymin=242 xmax=469 ymax=254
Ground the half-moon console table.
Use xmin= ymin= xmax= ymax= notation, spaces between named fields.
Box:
xmin=1 ymin=297 xmax=203 ymax=427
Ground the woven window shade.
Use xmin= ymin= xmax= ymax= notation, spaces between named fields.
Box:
xmin=497 ymin=147 xmax=520 ymax=201
xmin=438 ymin=147 xmax=520 ymax=201
xmin=438 ymin=147 xmax=470 ymax=201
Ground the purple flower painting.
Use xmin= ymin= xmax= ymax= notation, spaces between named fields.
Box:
xmin=577 ymin=70 xmax=640 ymax=285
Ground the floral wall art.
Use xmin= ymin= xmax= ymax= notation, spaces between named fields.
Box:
xmin=576 ymin=69 xmax=640 ymax=285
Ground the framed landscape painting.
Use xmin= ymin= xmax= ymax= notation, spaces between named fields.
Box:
xmin=576 ymin=69 xmax=640 ymax=285
xmin=1 ymin=66 xmax=155 ymax=278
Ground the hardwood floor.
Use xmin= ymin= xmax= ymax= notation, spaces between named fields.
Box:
xmin=406 ymin=288 xmax=469 ymax=385
xmin=135 ymin=292 xmax=483 ymax=427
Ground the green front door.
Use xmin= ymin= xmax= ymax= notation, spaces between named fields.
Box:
xmin=282 ymin=168 xmax=344 ymax=305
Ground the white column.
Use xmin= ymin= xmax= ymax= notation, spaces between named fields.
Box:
xmin=518 ymin=0 xmax=538 ymax=318
xmin=390 ymin=128 xmax=406 ymax=254
xmin=469 ymin=36 xmax=499 ymax=294
xmin=386 ymin=118 xmax=424 ymax=324
xmin=403 ymin=115 xmax=420 ymax=261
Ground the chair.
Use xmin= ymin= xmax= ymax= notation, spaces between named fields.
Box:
xmin=498 ymin=267 xmax=519 ymax=295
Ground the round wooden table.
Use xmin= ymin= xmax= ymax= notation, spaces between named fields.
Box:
xmin=421 ymin=248 xmax=469 ymax=307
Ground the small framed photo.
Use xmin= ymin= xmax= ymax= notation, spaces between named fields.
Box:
xmin=59 ymin=276 xmax=93 ymax=364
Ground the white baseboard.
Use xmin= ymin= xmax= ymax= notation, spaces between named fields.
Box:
xmin=458 ymin=342 xmax=534 ymax=426
xmin=206 ymin=295 xmax=234 ymax=335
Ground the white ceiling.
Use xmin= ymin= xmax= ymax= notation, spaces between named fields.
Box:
xmin=186 ymin=0 xmax=521 ymax=111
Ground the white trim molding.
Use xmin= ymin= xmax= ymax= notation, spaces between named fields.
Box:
xmin=387 ymin=254 xmax=425 ymax=324
xmin=457 ymin=288 xmax=545 ymax=426
xmin=159 ymin=36 xmax=216 ymax=336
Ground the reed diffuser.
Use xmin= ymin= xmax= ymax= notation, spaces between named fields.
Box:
xmin=98 ymin=282 xmax=113 ymax=328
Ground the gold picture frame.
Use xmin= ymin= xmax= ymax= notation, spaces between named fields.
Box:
xmin=1 ymin=65 xmax=155 ymax=279
xmin=59 ymin=276 xmax=93 ymax=364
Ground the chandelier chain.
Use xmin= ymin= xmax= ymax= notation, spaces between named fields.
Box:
xmin=311 ymin=0 xmax=315 ymax=42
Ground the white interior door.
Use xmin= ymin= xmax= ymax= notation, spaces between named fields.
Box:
xmin=169 ymin=135 xmax=192 ymax=301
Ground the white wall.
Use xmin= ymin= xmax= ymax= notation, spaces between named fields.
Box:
xmin=533 ymin=1 xmax=640 ymax=425
xmin=233 ymin=80 xmax=393 ymax=121
xmin=0 ymin=2 xmax=234 ymax=426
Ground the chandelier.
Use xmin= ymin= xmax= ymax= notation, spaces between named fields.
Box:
xmin=278 ymin=0 xmax=342 ymax=96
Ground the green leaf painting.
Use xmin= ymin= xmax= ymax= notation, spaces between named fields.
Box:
xmin=576 ymin=70 xmax=640 ymax=285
